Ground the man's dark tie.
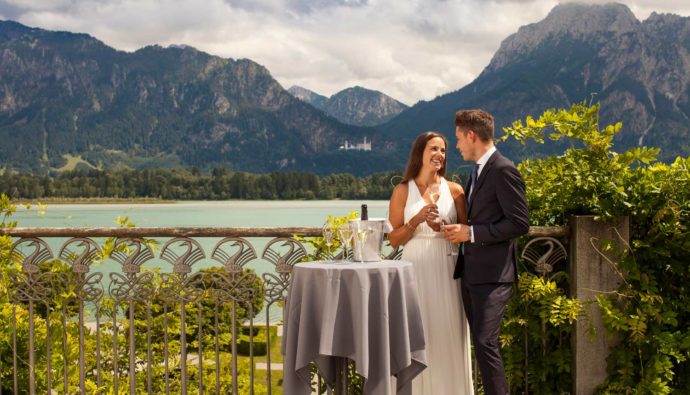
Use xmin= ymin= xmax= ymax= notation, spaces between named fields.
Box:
xmin=463 ymin=163 xmax=481 ymax=256
xmin=468 ymin=163 xmax=480 ymax=203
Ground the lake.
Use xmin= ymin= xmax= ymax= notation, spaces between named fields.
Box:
xmin=11 ymin=200 xmax=390 ymax=228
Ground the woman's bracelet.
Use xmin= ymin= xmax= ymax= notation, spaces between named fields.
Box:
xmin=405 ymin=222 xmax=416 ymax=231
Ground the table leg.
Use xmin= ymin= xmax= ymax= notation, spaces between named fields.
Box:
xmin=334 ymin=357 xmax=349 ymax=395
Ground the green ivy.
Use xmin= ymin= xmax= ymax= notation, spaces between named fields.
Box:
xmin=501 ymin=271 xmax=582 ymax=394
xmin=293 ymin=212 xmax=358 ymax=261
xmin=501 ymin=101 xmax=690 ymax=393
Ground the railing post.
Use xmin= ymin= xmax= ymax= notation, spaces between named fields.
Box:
xmin=569 ymin=215 xmax=629 ymax=395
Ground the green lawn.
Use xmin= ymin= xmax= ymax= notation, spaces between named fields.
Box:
xmin=245 ymin=326 xmax=284 ymax=394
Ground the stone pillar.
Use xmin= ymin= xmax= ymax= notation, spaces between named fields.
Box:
xmin=569 ymin=216 xmax=629 ymax=395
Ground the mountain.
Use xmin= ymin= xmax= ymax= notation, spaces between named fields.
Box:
xmin=4 ymin=3 xmax=690 ymax=177
xmin=323 ymin=86 xmax=408 ymax=127
xmin=0 ymin=20 xmax=391 ymax=175
xmin=287 ymin=86 xmax=328 ymax=110
xmin=381 ymin=3 xmax=690 ymax=164
xmin=289 ymin=85 xmax=408 ymax=126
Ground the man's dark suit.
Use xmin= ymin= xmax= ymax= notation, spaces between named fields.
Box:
xmin=454 ymin=149 xmax=529 ymax=395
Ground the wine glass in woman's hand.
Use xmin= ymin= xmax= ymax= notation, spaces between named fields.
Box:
xmin=428 ymin=183 xmax=442 ymax=230
xmin=429 ymin=183 xmax=440 ymax=204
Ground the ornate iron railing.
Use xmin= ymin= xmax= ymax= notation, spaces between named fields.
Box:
xmin=0 ymin=226 xmax=568 ymax=394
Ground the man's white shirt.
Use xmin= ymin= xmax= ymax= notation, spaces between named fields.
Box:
xmin=468 ymin=145 xmax=496 ymax=243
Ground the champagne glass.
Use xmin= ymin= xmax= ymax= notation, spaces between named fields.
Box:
xmin=338 ymin=226 xmax=354 ymax=262
xmin=447 ymin=243 xmax=459 ymax=257
xmin=355 ymin=224 xmax=371 ymax=263
xmin=442 ymin=221 xmax=460 ymax=257
xmin=428 ymin=183 xmax=442 ymax=228
xmin=429 ymin=183 xmax=441 ymax=204
xmin=322 ymin=223 xmax=334 ymax=260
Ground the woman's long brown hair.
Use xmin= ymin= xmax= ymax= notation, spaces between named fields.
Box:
xmin=400 ymin=131 xmax=448 ymax=184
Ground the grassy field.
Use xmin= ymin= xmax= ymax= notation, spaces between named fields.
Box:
xmin=53 ymin=153 xmax=99 ymax=172
xmin=251 ymin=329 xmax=285 ymax=394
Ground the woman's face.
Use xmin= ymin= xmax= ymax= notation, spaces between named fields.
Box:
xmin=421 ymin=137 xmax=446 ymax=173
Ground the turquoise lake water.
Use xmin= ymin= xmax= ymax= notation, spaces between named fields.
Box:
xmin=12 ymin=200 xmax=389 ymax=228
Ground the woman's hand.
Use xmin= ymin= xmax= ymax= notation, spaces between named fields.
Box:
xmin=412 ymin=203 xmax=439 ymax=229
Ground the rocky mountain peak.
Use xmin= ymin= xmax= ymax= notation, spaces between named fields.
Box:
xmin=643 ymin=11 xmax=690 ymax=38
xmin=382 ymin=3 xmax=690 ymax=163
xmin=486 ymin=3 xmax=639 ymax=73
xmin=324 ymin=86 xmax=408 ymax=127
xmin=544 ymin=3 xmax=638 ymax=33
xmin=287 ymin=86 xmax=328 ymax=109
xmin=288 ymin=85 xmax=407 ymax=126
xmin=0 ymin=20 xmax=29 ymax=36
xmin=1 ymin=19 xmax=103 ymax=48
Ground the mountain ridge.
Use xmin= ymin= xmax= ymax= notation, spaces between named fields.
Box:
xmin=380 ymin=3 xmax=690 ymax=165
xmin=0 ymin=20 xmax=392 ymax=175
xmin=288 ymin=85 xmax=408 ymax=126
xmin=2 ymin=3 xmax=690 ymax=177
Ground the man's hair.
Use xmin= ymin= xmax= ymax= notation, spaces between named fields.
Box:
xmin=455 ymin=109 xmax=494 ymax=142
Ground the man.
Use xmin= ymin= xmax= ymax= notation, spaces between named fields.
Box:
xmin=443 ymin=109 xmax=529 ymax=395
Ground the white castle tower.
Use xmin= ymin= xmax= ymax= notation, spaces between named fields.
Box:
xmin=340 ymin=136 xmax=372 ymax=151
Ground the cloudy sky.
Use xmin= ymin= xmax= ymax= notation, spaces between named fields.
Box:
xmin=1 ymin=0 xmax=689 ymax=105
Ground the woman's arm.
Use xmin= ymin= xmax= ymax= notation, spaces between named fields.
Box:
xmin=387 ymin=183 xmax=433 ymax=248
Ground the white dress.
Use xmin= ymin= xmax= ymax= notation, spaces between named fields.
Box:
xmin=401 ymin=178 xmax=474 ymax=395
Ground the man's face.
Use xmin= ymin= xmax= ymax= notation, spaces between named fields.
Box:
xmin=455 ymin=126 xmax=474 ymax=161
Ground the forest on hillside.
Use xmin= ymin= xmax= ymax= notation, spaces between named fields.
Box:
xmin=0 ymin=168 xmax=432 ymax=201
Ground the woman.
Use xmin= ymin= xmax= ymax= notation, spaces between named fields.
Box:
xmin=388 ymin=131 xmax=474 ymax=394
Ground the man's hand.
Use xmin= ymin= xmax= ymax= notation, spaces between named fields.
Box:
xmin=443 ymin=223 xmax=471 ymax=243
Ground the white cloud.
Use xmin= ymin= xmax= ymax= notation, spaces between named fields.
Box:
xmin=0 ymin=0 xmax=688 ymax=104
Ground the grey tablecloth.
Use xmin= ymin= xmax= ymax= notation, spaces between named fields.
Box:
xmin=282 ymin=260 xmax=427 ymax=395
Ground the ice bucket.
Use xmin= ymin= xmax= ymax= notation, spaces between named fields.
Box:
xmin=350 ymin=218 xmax=387 ymax=262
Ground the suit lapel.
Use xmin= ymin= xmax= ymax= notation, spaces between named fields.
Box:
xmin=467 ymin=150 xmax=500 ymax=214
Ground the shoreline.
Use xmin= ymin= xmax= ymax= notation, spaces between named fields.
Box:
xmin=15 ymin=197 xmax=175 ymax=205
xmin=13 ymin=198 xmax=389 ymax=205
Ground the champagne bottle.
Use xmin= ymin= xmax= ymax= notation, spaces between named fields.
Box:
xmin=361 ymin=204 xmax=368 ymax=220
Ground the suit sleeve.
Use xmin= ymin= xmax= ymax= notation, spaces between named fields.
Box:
xmin=473 ymin=164 xmax=529 ymax=243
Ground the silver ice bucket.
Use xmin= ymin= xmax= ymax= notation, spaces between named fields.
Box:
xmin=350 ymin=218 xmax=386 ymax=262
